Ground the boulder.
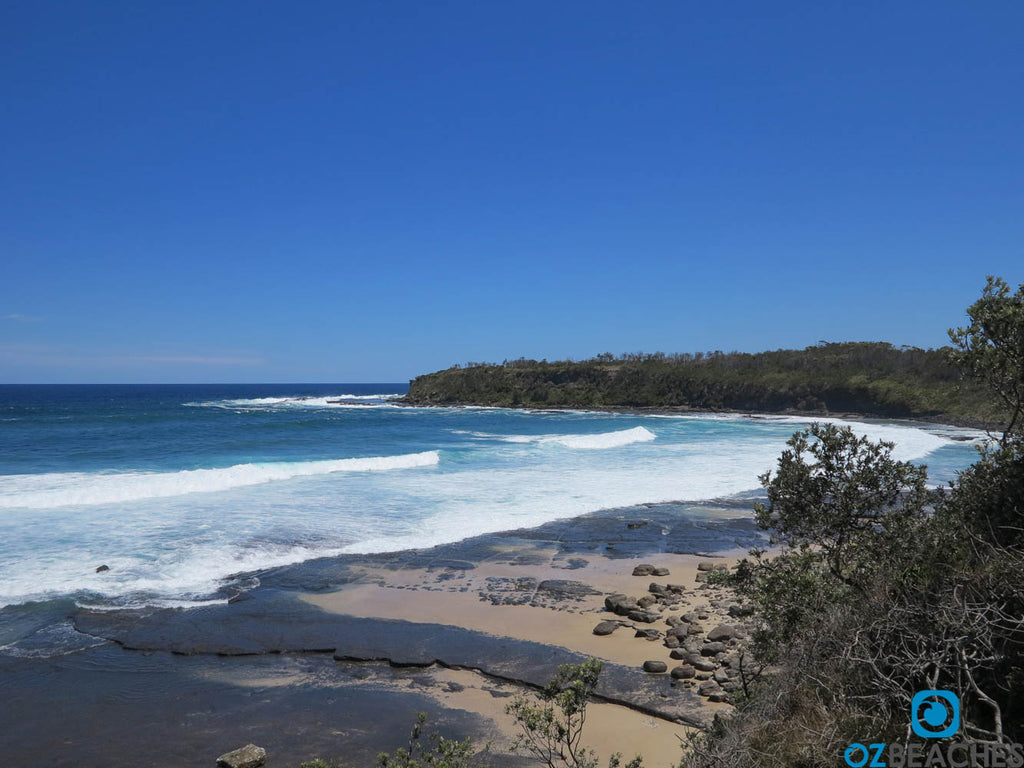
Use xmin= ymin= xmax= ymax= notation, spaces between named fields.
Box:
xmin=707 ymin=692 xmax=731 ymax=703
xmin=592 ymin=621 xmax=619 ymax=636
xmin=671 ymin=665 xmax=696 ymax=680
xmin=728 ymin=603 xmax=755 ymax=618
xmin=700 ymin=642 xmax=726 ymax=656
xmin=217 ymin=744 xmax=266 ymax=768
xmin=692 ymin=659 xmax=717 ymax=672
xmin=696 ymin=562 xmax=716 ymax=572
xmin=631 ymin=564 xmax=657 ymax=576
xmin=707 ymin=624 xmax=739 ymax=642
xmin=635 ymin=628 xmax=661 ymax=641
xmin=95 ymin=565 xmax=110 ymax=573
xmin=669 ymin=648 xmax=688 ymax=660
xmin=628 ymin=609 xmax=660 ymax=624
xmin=697 ymin=681 xmax=722 ymax=697
xmin=642 ymin=660 xmax=667 ymax=673
xmin=604 ymin=594 xmax=640 ymax=616
xmin=652 ymin=567 xmax=670 ymax=577
xmin=637 ymin=595 xmax=658 ymax=609
xmin=648 ymin=583 xmax=669 ymax=596
xmin=663 ymin=635 xmax=680 ymax=649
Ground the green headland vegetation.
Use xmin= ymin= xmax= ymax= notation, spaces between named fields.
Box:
xmin=403 ymin=340 xmax=1007 ymax=429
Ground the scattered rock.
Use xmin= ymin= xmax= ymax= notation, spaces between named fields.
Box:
xmin=652 ymin=567 xmax=670 ymax=577
xmin=728 ymin=604 xmax=755 ymax=618
xmin=217 ymin=744 xmax=266 ymax=768
xmin=637 ymin=595 xmax=658 ymax=609
xmin=696 ymin=562 xmax=716 ymax=572
xmin=697 ymin=681 xmax=722 ymax=696
xmin=707 ymin=692 xmax=731 ymax=703
xmin=626 ymin=521 xmax=649 ymax=530
xmin=604 ymin=594 xmax=640 ymax=616
xmin=663 ymin=635 xmax=680 ymax=649
xmin=707 ymin=624 xmax=739 ymax=642
xmin=635 ymin=628 xmax=661 ymax=641
xmin=648 ymin=582 xmax=669 ymax=596
xmin=666 ymin=584 xmax=687 ymax=593
xmin=592 ymin=621 xmax=619 ymax=636
xmin=642 ymin=660 xmax=668 ymax=673
xmin=714 ymin=668 xmax=731 ymax=684
xmin=669 ymin=648 xmax=688 ymax=660
xmin=628 ymin=609 xmax=660 ymax=624
xmin=700 ymin=642 xmax=726 ymax=656
xmin=692 ymin=659 xmax=717 ymax=672
xmin=95 ymin=565 xmax=110 ymax=573
xmin=631 ymin=564 xmax=657 ymax=576
xmin=671 ymin=665 xmax=696 ymax=680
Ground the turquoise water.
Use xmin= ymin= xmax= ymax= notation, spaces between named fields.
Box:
xmin=0 ymin=384 xmax=984 ymax=611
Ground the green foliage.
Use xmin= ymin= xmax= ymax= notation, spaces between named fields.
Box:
xmin=299 ymin=761 xmax=336 ymax=768
xmin=506 ymin=659 xmax=639 ymax=768
xmin=377 ymin=713 xmax=482 ymax=768
xmin=754 ymin=423 xmax=930 ymax=592
xmin=683 ymin=278 xmax=1024 ymax=767
xmin=948 ymin=276 xmax=1024 ymax=435
xmin=404 ymin=342 xmax=1002 ymax=427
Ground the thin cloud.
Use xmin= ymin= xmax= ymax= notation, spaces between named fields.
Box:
xmin=132 ymin=355 xmax=266 ymax=366
xmin=3 ymin=313 xmax=43 ymax=323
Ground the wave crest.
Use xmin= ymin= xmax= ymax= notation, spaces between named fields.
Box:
xmin=455 ymin=426 xmax=656 ymax=450
xmin=0 ymin=451 xmax=440 ymax=509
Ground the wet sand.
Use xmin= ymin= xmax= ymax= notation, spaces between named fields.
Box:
xmin=0 ymin=501 xmax=765 ymax=767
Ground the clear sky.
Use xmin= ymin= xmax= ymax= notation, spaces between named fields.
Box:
xmin=2 ymin=2 xmax=1022 ymax=383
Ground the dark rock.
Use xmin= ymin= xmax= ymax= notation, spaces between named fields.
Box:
xmin=631 ymin=564 xmax=657 ymax=576
xmin=663 ymin=635 xmax=680 ymax=649
xmin=669 ymin=648 xmax=688 ymax=660
xmin=635 ymin=628 xmax=661 ymax=641
xmin=628 ymin=609 xmax=660 ymax=624
xmin=637 ymin=595 xmax=658 ymax=609
xmin=686 ymin=624 xmax=704 ymax=635
xmin=671 ymin=665 xmax=696 ymax=679
xmin=95 ymin=565 xmax=110 ymax=573
xmin=714 ymin=668 xmax=731 ymax=684
xmin=707 ymin=624 xmax=739 ymax=642
xmin=692 ymin=659 xmax=717 ymax=672
xmin=701 ymin=642 xmax=726 ymax=656
xmin=666 ymin=626 xmax=689 ymax=639
xmin=664 ymin=614 xmax=681 ymax=627
xmin=217 ymin=744 xmax=266 ymax=768
xmin=626 ymin=521 xmax=649 ymax=529
xmin=697 ymin=681 xmax=722 ymax=696
xmin=652 ymin=567 xmax=670 ymax=577
xmin=537 ymin=580 xmax=601 ymax=599
xmin=696 ymin=562 xmax=716 ymax=572
xmin=728 ymin=604 xmax=755 ymax=618
xmin=648 ymin=582 xmax=669 ymax=596
xmin=642 ymin=660 xmax=668 ymax=673
xmin=707 ymin=692 xmax=730 ymax=703
xmin=593 ymin=621 xmax=619 ymax=636
xmin=604 ymin=594 xmax=640 ymax=616
xmin=694 ymin=572 xmax=707 ymax=583
xmin=666 ymin=584 xmax=687 ymax=593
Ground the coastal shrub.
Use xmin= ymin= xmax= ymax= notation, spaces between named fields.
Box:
xmin=506 ymin=658 xmax=641 ymax=768
xmin=680 ymin=277 xmax=1024 ymax=767
xmin=377 ymin=712 xmax=481 ymax=768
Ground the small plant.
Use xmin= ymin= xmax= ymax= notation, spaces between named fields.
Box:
xmin=377 ymin=712 xmax=482 ymax=768
xmin=506 ymin=658 xmax=642 ymax=768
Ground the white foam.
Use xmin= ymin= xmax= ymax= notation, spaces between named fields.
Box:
xmin=0 ymin=451 xmax=440 ymax=509
xmin=453 ymin=426 xmax=656 ymax=450
xmin=185 ymin=393 xmax=404 ymax=409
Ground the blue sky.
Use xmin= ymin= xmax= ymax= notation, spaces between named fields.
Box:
xmin=2 ymin=2 xmax=1022 ymax=383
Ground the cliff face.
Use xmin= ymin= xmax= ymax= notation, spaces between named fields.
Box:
xmin=404 ymin=343 xmax=1004 ymax=427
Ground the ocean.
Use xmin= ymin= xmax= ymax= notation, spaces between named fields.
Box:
xmin=0 ymin=384 xmax=984 ymax=638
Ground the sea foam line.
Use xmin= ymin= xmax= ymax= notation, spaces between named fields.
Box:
xmin=0 ymin=451 xmax=440 ymax=509
xmin=453 ymin=425 xmax=656 ymax=450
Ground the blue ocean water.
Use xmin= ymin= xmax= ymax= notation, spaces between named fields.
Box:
xmin=0 ymin=384 xmax=984 ymax=614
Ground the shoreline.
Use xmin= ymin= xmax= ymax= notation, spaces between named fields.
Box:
xmin=393 ymin=398 xmax=999 ymax=432
xmin=1 ymin=501 xmax=765 ymax=767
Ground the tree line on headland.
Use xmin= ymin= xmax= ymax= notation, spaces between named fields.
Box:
xmin=402 ymin=341 xmax=1005 ymax=429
